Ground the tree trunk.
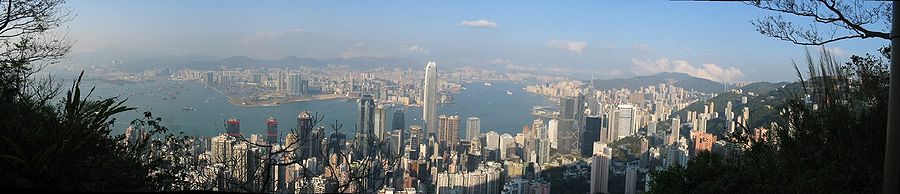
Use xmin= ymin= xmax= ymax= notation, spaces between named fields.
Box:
xmin=886 ymin=2 xmax=900 ymax=193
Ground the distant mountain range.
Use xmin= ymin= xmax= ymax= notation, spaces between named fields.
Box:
xmin=587 ymin=72 xmax=733 ymax=93
xmin=67 ymin=48 xmax=420 ymax=71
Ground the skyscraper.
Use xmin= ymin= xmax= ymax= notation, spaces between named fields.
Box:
xmin=423 ymin=61 xmax=438 ymax=138
xmin=466 ymin=117 xmax=481 ymax=141
xmin=614 ymin=104 xmax=636 ymax=141
xmin=374 ymin=105 xmax=387 ymax=141
xmin=225 ymin=118 xmax=240 ymax=137
xmin=548 ymin=119 xmax=558 ymax=149
xmin=558 ymin=97 xmax=578 ymax=155
xmin=625 ymin=165 xmax=638 ymax=194
xmin=438 ymin=115 xmax=460 ymax=151
xmin=392 ymin=108 xmax=405 ymax=131
xmin=669 ymin=117 xmax=681 ymax=146
xmin=582 ymin=116 xmax=602 ymax=157
xmin=355 ymin=94 xmax=376 ymax=158
xmin=266 ymin=117 xmax=278 ymax=144
xmin=591 ymin=149 xmax=611 ymax=194
xmin=298 ymin=111 xmax=313 ymax=160
xmin=288 ymin=73 xmax=303 ymax=96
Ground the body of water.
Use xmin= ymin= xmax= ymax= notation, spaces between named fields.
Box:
xmin=88 ymin=80 xmax=554 ymax=138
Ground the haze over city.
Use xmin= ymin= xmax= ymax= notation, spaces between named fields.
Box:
xmin=65 ymin=1 xmax=887 ymax=82
xmin=1 ymin=0 xmax=897 ymax=194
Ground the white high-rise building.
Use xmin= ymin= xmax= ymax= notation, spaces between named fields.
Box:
xmin=614 ymin=104 xmax=636 ymax=141
xmin=548 ymin=118 xmax=558 ymax=149
xmin=499 ymin=133 xmax=515 ymax=160
xmin=423 ymin=61 xmax=438 ymax=138
xmin=485 ymin=131 xmax=500 ymax=148
xmin=374 ymin=105 xmax=387 ymax=141
xmin=591 ymin=148 xmax=611 ymax=194
xmin=466 ymin=117 xmax=481 ymax=141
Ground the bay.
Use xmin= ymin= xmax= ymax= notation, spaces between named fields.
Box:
xmin=87 ymin=80 xmax=554 ymax=138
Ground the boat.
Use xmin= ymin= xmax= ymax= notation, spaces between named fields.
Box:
xmin=506 ymin=90 xmax=513 ymax=95
xmin=182 ymin=106 xmax=196 ymax=111
xmin=484 ymin=82 xmax=492 ymax=86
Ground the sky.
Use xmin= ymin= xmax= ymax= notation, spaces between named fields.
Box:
xmin=65 ymin=0 xmax=890 ymax=82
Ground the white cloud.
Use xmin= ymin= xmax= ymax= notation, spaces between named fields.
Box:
xmin=241 ymin=29 xmax=303 ymax=43
xmin=631 ymin=57 xmax=745 ymax=83
xmin=406 ymin=45 xmax=429 ymax=54
xmin=459 ymin=19 xmax=498 ymax=28
xmin=547 ymin=39 xmax=587 ymax=54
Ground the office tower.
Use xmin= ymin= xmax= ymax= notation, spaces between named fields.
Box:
xmin=391 ymin=129 xmax=404 ymax=157
xmin=558 ymin=97 xmax=578 ymax=155
xmin=374 ymin=105 xmax=387 ymax=141
xmin=423 ymin=61 xmax=438 ymax=137
xmin=297 ymin=111 xmax=313 ymax=160
xmin=355 ymin=94 xmax=376 ymax=158
xmin=225 ymin=118 xmax=240 ymax=137
xmin=591 ymin=150 xmax=611 ymax=194
xmin=669 ymin=117 xmax=681 ymax=146
xmin=647 ymin=120 xmax=658 ymax=138
xmin=582 ymin=116 xmax=602 ymax=157
xmin=288 ymin=73 xmax=303 ymax=96
xmin=408 ymin=125 xmax=422 ymax=159
xmin=392 ymin=109 xmax=405 ymax=131
xmin=466 ymin=117 xmax=481 ymax=141
xmin=625 ymin=165 xmax=638 ymax=194
xmin=266 ymin=117 xmax=278 ymax=144
xmin=614 ymin=104 xmax=636 ymax=141
xmin=548 ymin=119 xmax=558 ymax=148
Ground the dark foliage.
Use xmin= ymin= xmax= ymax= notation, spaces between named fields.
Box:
xmin=648 ymin=48 xmax=888 ymax=193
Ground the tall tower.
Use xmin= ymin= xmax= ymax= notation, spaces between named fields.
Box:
xmin=423 ymin=61 xmax=438 ymax=139
xmin=466 ymin=117 xmax=481 ymax=141
xmin=392 ymin=108 xmax=405 ymax=131
xmin=355 ymin=94 xmax=376 ymax=158
xmin=266 ymin=117 xmax=277 ymax=144
xmin=374 ymin=105 xmax=387 ymax=141
xmin=297 ymin=111 xmax=313 ymax=160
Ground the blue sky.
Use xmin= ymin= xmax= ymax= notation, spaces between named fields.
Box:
xmin=66 ymin=0 xmax=889 ymax=82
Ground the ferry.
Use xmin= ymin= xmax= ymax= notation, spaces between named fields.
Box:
xmin=506 ymin=90 xmax=513 ymax=95
xmin=484 ymin=82 xmax=492 ymax=86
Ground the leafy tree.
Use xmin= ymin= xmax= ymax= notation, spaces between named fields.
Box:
xmin=648 ymin=47 xmax=888 ymax=193
xmin=0 ymin=0 xmax=198 ymax=191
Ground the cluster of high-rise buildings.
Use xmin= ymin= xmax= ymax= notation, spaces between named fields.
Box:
xmin=117 ymin=60 xmax=771 ymax=193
